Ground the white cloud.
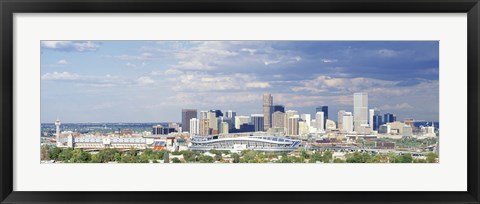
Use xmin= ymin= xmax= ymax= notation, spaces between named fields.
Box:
xmin=126 ymin=62 xmax=137 ymax=68
xmin=56 ymin=59 xmax=69 ymax=65
xmin=172 ymin=73 xmax=270 ymax=92
xmin=111 ymin=52 xmax=154 ymax=61
xmin=292 ymin=76 xmax=396 ymax=94
xmin=136 ymin=76 xmax=155 ymax=86
xmin=41 ymin=41 xmax=99 ymax=52
xmin=321 ymin=58 xmax=337 ymax=63
xmin=240 ymin=48 xmax=256 ymax=55
xmin=263 ymin=59 xmax=281 ymax=66
xmin=377 ymin=49 xmax=398 ymax=57
xmin=41 ymin=72 xmax=80 ymax=81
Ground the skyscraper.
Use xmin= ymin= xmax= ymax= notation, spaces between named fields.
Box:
xmin=384 ymin=113 xmax=396 ymax=123
xmin=251 ymin=114 xmax=265 ymax=132
xmin=373 ymin=115 xmax=383 ymax=131
xmin=199 ymin=118 xmax=210 ymax=136
xmin=219 ymin=122 xmax=229 ymax=134
xmin=207 ymin=111 xmax=218 ymax=133
xmin=300 ymin=114 xmax=311 ymax=127
xmin=235 ymin=116 xmax=250 ymax=129
xmin=284 ymin=110 xmax=298 ymax=133
xmin=182 ymin=109 xmax=197 ymax=132
xmin=337 ymin=110 xmax=346 ymax=131
xmin=209 ymin=110 xmax=223 ymax=117
xmin=343 ymin=112 xmax=354 ymax=133
xmin=287 ymin=116 xmax=299 ymax=135
xmin=263 ymin=93 xmax=273 ymax=130
xmin=315 ymin=112 xmax=324 ymax=131
xmin=316 ymin=106 xmax=328 ymax=129
xmin=353 ymin=92 xmax=368 ymax=131
xmin=272 ymin=111 xmax=285 ymax=130
xmin=225 ymin=110 xmax=236 ymax=119
xmin=273 ymin=105 xmax=285 ymax=113
xmin=189 ymin=118 xmax=199 ymax=135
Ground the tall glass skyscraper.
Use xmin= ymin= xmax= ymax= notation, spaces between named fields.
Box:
xmin=273 ymin=105 xmax=285 ymax=113
xmin=251 ymin=114 xmax=265 ymax=132
xmin=353 ymin=92 xmax=368 ymax=131
xmin=263 ymin=93 xmax=273 ymax=130
xmin=315 ymin=106 xmax=328 ymax=129
xmin=182 ymin=109 xmax=197 ymax=132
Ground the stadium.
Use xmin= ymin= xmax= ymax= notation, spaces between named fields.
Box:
xmin=189 ymin=135 xmax=302 ymax=152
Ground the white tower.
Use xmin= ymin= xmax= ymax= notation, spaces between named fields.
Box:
xmin=55 ymin=117 xmax=61 ymax=146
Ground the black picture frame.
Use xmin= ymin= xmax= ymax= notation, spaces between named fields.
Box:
xmin=1 ymin=0 xmax=479 ymax=203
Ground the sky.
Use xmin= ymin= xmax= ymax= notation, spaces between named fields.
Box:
xmin=40 ymin=41 xmax=439 ymax=123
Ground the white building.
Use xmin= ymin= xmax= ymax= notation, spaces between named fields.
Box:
xmin=337 ymin=110 xmax=346 ymax=131
xmin=316 ymin=112 xmax=324 ymax=131
xmin=326 ymin=119 xmax=336 ymax=130
xmin=189 ymin=118 xmax=200 ymax=135
xmin=298 ymin=121 xmax=309 ymax=135
xmin=300 ymin=114 xmax=311 ymax=127
xmin=235 ymin=116 xmax=250 ymax=129
xmin=353 ymin=92 xmax=368 ymax=131
xmin=342 ymin=112 xmax=354 ymax=133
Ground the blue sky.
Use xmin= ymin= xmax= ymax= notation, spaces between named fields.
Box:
xmin=41 ymin=41 xmax=439 ymax=123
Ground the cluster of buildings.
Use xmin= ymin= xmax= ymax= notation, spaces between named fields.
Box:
xmin=49 ymin=92 xmax=438 ymax=153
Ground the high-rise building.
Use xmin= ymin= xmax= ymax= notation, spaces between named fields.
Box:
xmin=251 ymin=114 xmax=265 ymax=132
xmin=284 ymin=110 xmax=298 ymax=133
xmin=369 ymin=109 xmax=374 ymax=128
xmin=273 ymin=105 xmax=285 ymax=113
xmin=200 ymin=111 xmax=208 ymax=120
xmin=298 ymin=121 xmax=309 ymax=135
xmin=337 ymin=110 xmax=346 ymax=131
xmin=55 ymin=117 xmax=61 ymax=146
xmin=326 ymin=119 xmax=336 ymax=130
xmin=207 ymin=111 xmax=218 ymax=132
xmin=272 ymin=111 xmax=285 ymax=130
xmin=315 ymin=112 xmax=324 ymax=131
xmin=263 ymin=93 xmax=273 ymax=130
xmin=225 ymin=110 xmax=236 ymax=119
xmin=300 ymin=114 xmax=311 ymax=127
xmin=199 ymin=118 xmax=210 ymax=136
xmin=219 ymin=122 xmax=229 ymax=134
xmin=189 ymin=118 xmax=200 ymax=135
xmin=210 ymin=110 xmax=223 ymax=117
xmin=235 ymin=116 xmax=250 ymax=129
xmin=152 ymin=125 xmax=176 ymax=135
xmin=342 ymin=112 xmax=354 ymax=133
xmin=384 ymin=113 xmax=396 ymax=123
xmin=373 ymin=115 xmax=383 ymax=131
xmin=353 ymin=92 xmax=368 ymax=131
xmin=287 ymin=116 xmax=299 ymax=135
xmin=316 ymin=106 xmax=328 ymax=128
xmin=182 ymin=109 xmax=197 ymax=133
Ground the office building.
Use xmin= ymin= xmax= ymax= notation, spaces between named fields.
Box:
xmin=273 ymin=105 xmax=285 ymax=113
xmin=181 ymin=109 xmax=197 ymax=132
xmin=189 ymin=118 xmax=200 ymax=135
xmin=287 ymin=116 xmax=299 ymax=136
xmin=251 ymin=114 xmax=265 ymax=132
xmin=284 ymin=110 xmax=298 ymax=133
xmin=263 ymin=93 xmax=273 ymax=130
xmin=342 ymin=112 xmax=353 ymax=133
xmin=326 ymin=119 xmax=336 ymax=130
xmin=199 ymin=119 xmax=210 ymax=136
xmin=219 ymin=122 xmax=229 ymax=134
xmin=353 ymin=92 xmax=368 ymax=131
xmin=225 ymin=110 xmax=236 ymax=119
xmin=235 ymin=116 xmax=250 ymax=129
xmin=210 ymin=109 xmax=223 ymax=117
xmin=384 ymin=113 xmax=396 ymax=123
xmin=55 ymin=117 xmax=61 ymax=146
xmin=337 ymin=110 xmax=346 ymax=131
xmin=272 ymin=111 xmax=285 ymax=131
xmin=207 ymin=111 xmax=218 ymax=132
xmin=315 ymin=111 xmax=324 ymax=131
xmin=316 ymin=106 xmax=328 ymax=128
xmin=298 ymin=121 xmax=309 ymax=135
xmin=301 ymin=114 xmax=311 ymax=127
xmin=200 ymin=111 xmax=208 ymax=120
xmin=373 ymin=114 xmax=383 ymax=130
xmin=152 ymin=125 xmax=176 ymax=135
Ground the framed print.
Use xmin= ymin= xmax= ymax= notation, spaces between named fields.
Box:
xmin=1 ymin=0 xmax=479 ymax=203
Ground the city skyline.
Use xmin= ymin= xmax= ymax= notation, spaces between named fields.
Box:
xmin=41 ymin=41 xmax=439 ymax=123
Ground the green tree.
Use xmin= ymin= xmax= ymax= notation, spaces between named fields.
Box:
xmin=163 ymin=152 xmax=170 ymax=163
xmin=398 ymin=153 xmax=413 ymax=163
xmin=333 ymin=158 xmax=345 ymax=163
xmin=172 ymin=158 xmax=181 ymax=163
xmin=58 ymin=148 xmax=74 ymax=162
xmin=71 ymin=149 xmax=91 ymax=163
xmin=425 ymin=152 xmax=438 ymax=163
xmin=232 ymin=153 xmax=240 ymax=163
xmin=322 ymin=151 xmax=333 ymax=163
xmin=309 ymin=152 xmax=323 ymax=163
xmin=198 ymin=154 xmax=214 ymax=163
xmin=48 ymin=146 xmax=62 ymax=160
